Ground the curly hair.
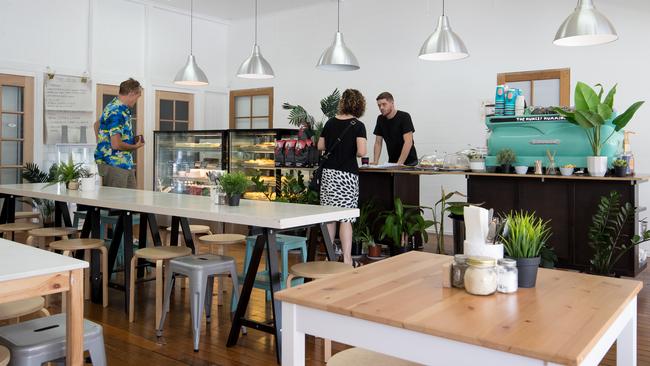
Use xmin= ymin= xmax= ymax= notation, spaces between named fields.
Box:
xmin=337 ymin=89 xmax=366 ymax=118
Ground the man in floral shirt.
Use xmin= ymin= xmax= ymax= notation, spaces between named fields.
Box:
xmin=94 ymin=78 xmax=144 ymax=188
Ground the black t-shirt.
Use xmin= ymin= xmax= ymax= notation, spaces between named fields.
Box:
xmin=373 ymin=110 xmax=418 ymax=165
xmin=320 ymin=117 xmax=367 ymax=175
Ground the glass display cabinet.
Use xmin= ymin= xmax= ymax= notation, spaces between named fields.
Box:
xmin=153 ymin=130 xmax=225 ymax=195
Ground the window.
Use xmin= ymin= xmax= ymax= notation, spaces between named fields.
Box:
xmin=155 ymin=91 xmax=194 ymax=132
xmin=96 ymin=84 xmax=144 ymax=189
xmin=229 ymin=87 xmax=273 ymax=129
xmin=0 ymin=74 xmax=33 ymax=184
xmin=497 ymin=68 xmax=570 ymax=107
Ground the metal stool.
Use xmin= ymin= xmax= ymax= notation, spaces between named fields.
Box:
xmin=129 ymin=246 xmax=192 ymax=329
xmin=25 ymin=227 xmax=78 ymax=249
xmin=0 ymin=223 xmax=40 ymax=242
xmin=198 ymin=234 xmax=245 ymax=305
xmin=0 ymin=297 xmax=49 ymax=324
xmin=157 ymin=254 xmax=241 ymax=351
xmin=49 ymin=239 xmax=109 ymax=308
xmin=0 ymin=313 xmax=106 ymax=366
xmin=327 ymin=348 xmax=420 ymax=366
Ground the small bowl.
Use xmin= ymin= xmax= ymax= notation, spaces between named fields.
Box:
xmin=514 ymin=166 xmax=528 ymax=175
xmin=560 ymin=167 xmax=574 ymax=176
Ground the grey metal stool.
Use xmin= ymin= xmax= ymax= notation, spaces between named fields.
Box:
xmin=157 ymin=254 xmax=241 ymax=351
xmin=0 ymin=314 xmax=106 ymax=366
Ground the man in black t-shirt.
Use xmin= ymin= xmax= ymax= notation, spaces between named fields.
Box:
xmin=372 ymin=92 xmax=418 ymax=166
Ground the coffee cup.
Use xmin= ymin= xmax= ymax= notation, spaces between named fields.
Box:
xmin=361 ymin=157 xmax=369 ymax=166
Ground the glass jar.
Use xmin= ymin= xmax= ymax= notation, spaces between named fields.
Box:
xmin=451 ymin=254 xmax=469 ymax=289
xmin=497 ymin=258 xmax=518 ymax=294
xmin=464 ymin=256 xmax=497 ymax=296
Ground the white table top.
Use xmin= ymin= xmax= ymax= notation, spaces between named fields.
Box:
xmin=0 ymin=239 xmax=88 ymax=282
xmin=0 ymin=183 xmax=359 ymax=229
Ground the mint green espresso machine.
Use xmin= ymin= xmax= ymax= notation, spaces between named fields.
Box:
xmin=485 ymin=114 xmax=623 ymax=168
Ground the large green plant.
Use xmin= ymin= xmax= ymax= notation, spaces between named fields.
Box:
xmin=554 ymin=82 xmax=644 ymax=156
xmin=21 ymin=163 xmax=58 ymax=223
xmin=588 ymin=191 xmax=650 ymax=276
xmin=353 ymin=200 xmax=376 ymax=244
xmin=378 ymin=198 xmax=433 ymax=248
xmin=420 ymin=188 xmax=475 ymax=254
xmin=282 ymin=89 xmax=341 ymax=143
xmin=500 ymin=211 xmax=552 ymax=258
xmin=219 ymin=172 xmax=251 ymax=196
xmin=50 ymin=158 xmax=86 ymax=185
xmin=272 ymin=170 xmax=319 ymax=204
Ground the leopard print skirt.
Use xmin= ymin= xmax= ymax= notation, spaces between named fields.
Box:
xmin=320 ymin=168 xmax=359 ymax=223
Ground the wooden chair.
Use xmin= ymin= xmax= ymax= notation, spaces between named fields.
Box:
xmin=198 ymin=234 xmax=245 ymax=305
xmin=26 ymin=227 xmax=78 ymax=249
xmin=164 ymin=225 xmax=212 ymax=246
xmin=129 ymin=246 xmax=192 ymax=329
xmin=286 ymin=261 xmax=352 ymax=362
xmin=49 ymin=238 xmax=109 ymax=308
xmin=0 ymin=297 xmax=50 ymax=325
xmin=0 ymin=222 xmax=41 ymax=242
xmin=327 ymin=348 xmax=420 ymax=366
xmin=0 ymin=344 xmax=8 ymax=366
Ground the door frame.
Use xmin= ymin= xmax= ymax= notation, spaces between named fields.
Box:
xmin=0 ymin=74 xmax=34 ymax=179
xmin=155 ymin=90 xmax=194 ymax=131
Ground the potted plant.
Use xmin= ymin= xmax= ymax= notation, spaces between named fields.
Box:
xmin=378 ymin=198 xmax=433 ymax=256
xmin=588 ymin=191 xmax=650 ymax=276
xmin=360 ymin=227 xmax=382 ymax=257
xmin=219 ymin=172 xmax=251 ymax=206
xmin=283 ymin=89 xmax=341 ymax=145
xmin=554 ymin=82 xmax=644 ymax=177
xmin=500 ymin=210 xmax=552 ymax=288
xmin=79 ymin=169 xmax=96 ymax=191
xmin=496 ymin=148 xmax=516 ymax=173
xmin=420 ymin=188 xmax=475 ymax=254
xmin=466 ymin=150 xmax=486 ymax=172
xmin=613 ymin=159 xmax=627 ymax=177
xmin=50 ymin=159 xmax=85 ymax=190
xmin=353 ymin=200 xmax=376 ymax=256
xmin=21 ymin=163 xmax=57 ymax=225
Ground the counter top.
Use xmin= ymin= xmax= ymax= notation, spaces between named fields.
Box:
xmin=0 ymin=238 xmax=88 ymax=282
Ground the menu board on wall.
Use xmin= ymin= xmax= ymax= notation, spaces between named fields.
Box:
xmin=43 ymin=75 xmax=95 ymax=144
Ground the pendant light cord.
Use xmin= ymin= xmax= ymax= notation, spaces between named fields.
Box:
xmin=337 ymin=0 xmax=340 ymax=32
xmin=255 ymin=0 xmax=258 ymax=45
xmin=190 ymin=0 xmax=194 ymax=55
xmin=442 ymin=0 xmax=445 ymax=15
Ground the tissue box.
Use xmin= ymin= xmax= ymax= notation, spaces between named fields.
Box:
xmin=463 ymin=240 xmax=504 ymax=260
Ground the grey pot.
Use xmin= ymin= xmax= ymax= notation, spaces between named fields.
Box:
xmin=227 ymin=194 xmax=241 ymax=206
xmin=515 ymin=256 xmax=541 ymax=288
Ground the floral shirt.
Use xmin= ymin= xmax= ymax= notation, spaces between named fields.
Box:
xmin=94 ymin=97 xmax=134 ymax=170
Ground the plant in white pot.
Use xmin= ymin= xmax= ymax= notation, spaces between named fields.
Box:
xmin=554 ymin=82 xmax=644 ymax=177
xmin=466 ymin=150 xmax=486 ymax=172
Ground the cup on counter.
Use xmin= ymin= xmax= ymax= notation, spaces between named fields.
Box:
xmin=361 ymin=157 xmax=369 ymax=166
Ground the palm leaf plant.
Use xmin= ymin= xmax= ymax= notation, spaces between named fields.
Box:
xmin=21 ymin=163 xmax=57 ymax=224
xmin=282 ymin=89 xmax=341 ymax=143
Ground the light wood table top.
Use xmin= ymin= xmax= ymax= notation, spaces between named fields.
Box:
xmin=276 ymin=251 xmax=643 ymax=366
xmin=0 ymin=238 xmax=87 ymax=281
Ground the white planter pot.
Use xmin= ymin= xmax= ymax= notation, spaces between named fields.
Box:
xmin=587 ymin=156 xmax=608 ymax=177
xmin=469 ymin=161 xmax=486 ymax=172
xmin=79 ymin=177 xmax=96 ymax=192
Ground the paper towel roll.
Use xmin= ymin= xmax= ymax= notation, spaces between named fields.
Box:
xmin=463 ymin=240 xmax=504 ymax=260
xmin=464 ymin=206 xmax=489 ymax=244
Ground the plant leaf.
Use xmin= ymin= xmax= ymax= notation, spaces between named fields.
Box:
xmin=612 ymin=101 xmax=645 ymax=131
xmin=574 ymin=110 xmax=601 ymax=129
xmin=575 ymin=82 xmax=600 ymax=113
xmin=597 ymin=103 xmax=613 ymax=122
xmin=603 ymin=84 xmax=617 ymax=109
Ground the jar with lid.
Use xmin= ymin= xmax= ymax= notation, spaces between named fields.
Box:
xmin=451 ymin=254 xmax=469 ymax=289
xmin=497 ymin=258 xmax=518 ymax=293
xmin=464 ymin=256 xmax=497 ymax=296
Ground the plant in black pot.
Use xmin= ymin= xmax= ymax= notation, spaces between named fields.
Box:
xmin=352 ymin=200 xmax=376 ymax=256
xmin=496 ymin=148 xmax=516 ymax=174
xmin=378 ymin=198 xmax=433 ymax=256
xmin=219 ymin=172 xmax=251 ymax=206
xmin=612 ymin=159 xmax=628 ymax=177
xmin=420 ymin=187 xmax=475 ymax=254
xmin=500 ymin=211 xmax=552 ymax=288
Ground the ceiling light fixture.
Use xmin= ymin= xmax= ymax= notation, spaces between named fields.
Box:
xmin=174 ymin=0 xmax=209 ymax=86
xmin=316 ymin=0 xmax=359 ymax=71
xmin=418 ymin=0 xmax=469 ymax=61
xmin=237 ymin=0 xmax=275 ymax=79
xmin=554 ymin=0 xmax=617 ymax=47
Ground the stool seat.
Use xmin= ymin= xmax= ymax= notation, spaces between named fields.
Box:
xmin=135 ymin=246 xmax=191 ymax=260
xmin=0 ymin=345 xmax=8 ymax=366
xmin=0 ymin=223 xmax=40 ymax=232
xmin=15 ymin=212 xmax=39 ymax=220
xmin=27 ymin=227 xmax=78 ymax=237
xmin=49 ymin=238 xmax=105 ymax=251
xmin=199 ymin=234 xmax=245 ymax=245
xmin=290 ymin=261 xmax=351 ymax=279
xmin=0 ymin=297 xmax=45 ymax=321
xmin=166 ymin=225 xmax=211 ymax=234
xmin=327 ymin=348 xmax=420 ymax=366
xmin=170 ymin=254 xmax=236 ymax=271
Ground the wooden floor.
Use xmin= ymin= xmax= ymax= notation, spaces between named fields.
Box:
xmin=40 ymin=243 xmax=650 ymax=365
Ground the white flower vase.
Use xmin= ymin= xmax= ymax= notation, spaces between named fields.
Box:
xmin=587 ymin=156 xmax=608 ymax=177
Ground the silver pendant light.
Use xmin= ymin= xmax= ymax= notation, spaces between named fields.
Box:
xmin=316 ymin=0 xmax=359 ymax=71
xmin=554 ymin=0 xmax=617 ymax=47
xmin=174 ymin=0 xmax=209 ymax=86
xmin=237 ymin=0 xmax=275 ymax=79
xmin=418 ymin=0 xmax=469 ymax=61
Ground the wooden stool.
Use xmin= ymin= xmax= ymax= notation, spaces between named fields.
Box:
xmin=26 ymin=227 xmax=78 ymax=249
xmin=0 ymin=222 xmax=41 ymax=242
xmin=287 ymin=261 xmax=351 ymax=362
xmin=0 ymin=344 xmax=8 ymax=366
xmin=15 ymin=211 xmax=40 ymax=223
xmin=165 ymin=225 xmax=213 ymax=246
xmin=327 ymin=348 xmax=420 ymax=366
xmin=0 ymin=297 xmax=50 ymax=324
xmin=49 ymin=239 xmax=109 ymax=308
xmin=198 ymin=234 xmax=245 ymax=305
xmin=129 ymin=246 xmax=192 ymax=329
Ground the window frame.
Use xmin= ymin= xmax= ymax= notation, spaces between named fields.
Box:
xmin=497 ymin=68 xmax=571 ymax=107
xmin=155 ymin=90 xmax=194 ymax=132
xmin=0 ymin=73 xmax=34 ymax=184
xmin=229 ymin=87 xmax=273 ymax=129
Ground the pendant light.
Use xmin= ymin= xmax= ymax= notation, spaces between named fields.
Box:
xmin=316 ymin=0 xmax=359 ymax=71
xmin=554 ymin=0 xmax=617 ymax=47
xmin=174 ymin=0 xmax=209 ymax=86
xmin=237 ymin=0 xmax=275 ymax=79
xmin=418 ymin=0 xmax=469 ymax=61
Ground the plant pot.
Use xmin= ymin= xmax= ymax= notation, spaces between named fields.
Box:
xmin=227 ymin=194 xmax=241 ymax=206
xmin=449 ymin=214 xmax=465 ymax=255
xmin=515 ymin=256 xmax=541 ymax=288
xmin=389 ymin=245 xmax=407 ymax=256
xmin=514 ymin=166 xmax=528 ymax=175
xmin=614 ymin=166 xmax=627 ymax=177
xmin=587 ymin=156 xmax=608 ymax=177
xmin=80 ymin=177 xmax=96 ymax=192
xmin=469 ymin=161 xmax=486 ymax=172
xmin=500 ymin=164 xmax=512 ymax=174
xmin=67 ymin=181 xmax=79 ymax=190
xmin=351 ymin=240 xmax=363 ymax=256
xmin=367 ymin=244 xmax=382 ymax=257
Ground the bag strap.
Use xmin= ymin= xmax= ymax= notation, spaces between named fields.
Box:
xmin=322 ymin=119 xmax=357 ymax=161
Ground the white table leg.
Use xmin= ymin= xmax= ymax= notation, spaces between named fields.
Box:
xmin=282 ymin=302 xmax=305 ymax=366
xmin=617 ymin=297 xmax=637 ymax=366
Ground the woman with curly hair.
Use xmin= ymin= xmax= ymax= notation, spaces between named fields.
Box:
xmin=317 ymin=89 xmax=368 ymax=265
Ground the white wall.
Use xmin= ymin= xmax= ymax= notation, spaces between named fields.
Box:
xmin=0 ymin=0 xmax=230 ymax=189
xmin=226 ymin=0 xmax=650 ymax=244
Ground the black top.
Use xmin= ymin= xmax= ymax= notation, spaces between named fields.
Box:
xmin=320 ymin=117 xmax=367 ymax=175
xmin=373 ymin=110 xmax=418 ymax=165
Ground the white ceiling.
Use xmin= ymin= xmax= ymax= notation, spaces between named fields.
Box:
xmin=150 ymin=0 xmax=334 ymax=20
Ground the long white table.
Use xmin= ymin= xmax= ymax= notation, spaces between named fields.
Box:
xmin=0 ymin=183 xmax=358 ymax=361
xmin=0 ymin=238 xmax=88 ymax=366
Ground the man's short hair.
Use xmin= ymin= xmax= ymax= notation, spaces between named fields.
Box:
xmin=119 ymin=78 xmax=141 ymax=96
xmin=376 ymin=92 xmax=394 ymax=102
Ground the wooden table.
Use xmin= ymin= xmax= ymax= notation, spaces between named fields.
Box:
xmin=277 ymin=251 xmax=642 ymax=366
xmin=0 ymin=238 xmax=88 ymax=366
